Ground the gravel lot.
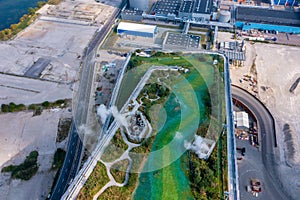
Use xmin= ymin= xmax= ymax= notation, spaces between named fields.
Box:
xmin=229 ymin=40 xmax=300 ymax=199
xmin=0 ymin=109 xmax=70 ymax=200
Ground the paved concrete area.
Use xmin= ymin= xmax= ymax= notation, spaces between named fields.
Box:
xmin=237 ymin=140 xmax=270 ymax=200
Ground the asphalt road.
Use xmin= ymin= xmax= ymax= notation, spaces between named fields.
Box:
xmin=50 ymin=44 xmax=95 ymax=200
xmin=231 ymin=85 xmax=291 ymax=200
xmin=50 ymin=2 xmax=126 ymax=199
xmin=50 ymin=123 xmax=83 ymax=200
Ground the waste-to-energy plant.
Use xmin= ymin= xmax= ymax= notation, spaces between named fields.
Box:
xmin=178 ymin=0 xmax=213 ymax=21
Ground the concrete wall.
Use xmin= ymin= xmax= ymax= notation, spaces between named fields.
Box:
xmin=121 ymin=13 xmax=143 ymax=21
xmin=129 ymin=0 xmax=149 ymax=11
xmin=117 ymin=29 xmax=154 ymax=38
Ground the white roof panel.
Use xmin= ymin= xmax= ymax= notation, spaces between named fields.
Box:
xmin=118 ymin=22 xmax=157 ymax=34
xmin=236 ymin=111 xmax=249 ymax=129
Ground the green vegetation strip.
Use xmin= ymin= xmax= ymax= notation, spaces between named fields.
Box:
xmin=78 ymin=162 xmax=110 ymax=200
xmin=1 ymin=151 xmax=39 ymax=180
xmin=1 ymin=99 xmax=70 ymax=113
xmin=101 ymin=129 xmax=128 ymax=163
xmin=110 ymin=159 xmax=129 ymax=183
xmin=189 ymin=133 xmax=227 ymax=200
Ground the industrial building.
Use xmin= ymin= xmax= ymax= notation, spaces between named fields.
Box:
xmin=236 ymin=7 xmax=300 ymax=27
xmin=129 ymin=0 xmax=149 ymax=11
xmin=121 ymin=9 xmax=143 ymax=21
xmin=273 ymin=0 xmax=298 ymax=6
xmin=117 ymin=22 xmax=157 ymax=38
xmin=150 ymin=0 xmax=182 ymax=18
xmin=218 ymin=41 xmax=246 ymax=63
xmin=163 ymin=32 xmax=200 ymax=50
xmin=178 ymin=0 xmax=213 ymax=21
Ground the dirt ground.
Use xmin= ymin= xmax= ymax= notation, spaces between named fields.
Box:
xmin=0 ymin=109 xmax=71 ymax=200
xmin=0 ymin=0 xmax=122 ymax=83
xmin=229 ymin=39 xmax=300 ymax=199
xmin=0 ymin=73 xmax=72 ymax=105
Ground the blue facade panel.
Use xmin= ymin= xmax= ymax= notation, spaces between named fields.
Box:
xmin=274 ymin=0 xmax=298 ymax=6
xmin=117 ymin=29 xmax=154 ymax=38
xmin=236 ymin=21 xmax=300 ymax=34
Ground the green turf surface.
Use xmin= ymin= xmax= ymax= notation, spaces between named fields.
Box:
xmin=113 ymin=52 xmax=225 ymax=200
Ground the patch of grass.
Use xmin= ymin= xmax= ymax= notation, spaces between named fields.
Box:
xmin=101 ymin=129 xmax=128 ymax=162
xmin=110 ymin=159 xmax=129 ymax=183
xmin=99 ymin=173 xmax=138 ymax=200
xmin=77 ymin=162 xmax=110 ymax=200
xmin=1 ymin=151 xmax=39 ymax=180
xmin=101 ymin=31 xmax=118 ymax=50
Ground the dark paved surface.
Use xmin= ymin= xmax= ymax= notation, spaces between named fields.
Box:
xmin=231 ymin=85 xmax=292 ymax=200
xmin=50 ymin=123 xmax=83 ymax=200
xmin=24 ymin=57 xmax=51 ymax=78
xmin=236 ymin=7 xmax=300 ymax=27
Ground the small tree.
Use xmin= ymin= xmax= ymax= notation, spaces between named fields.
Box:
xmin=42 ymin=101 xmax=50 ymax=108
xmin=28 ymin=7 xmax=36 ymax=15
xmin=1 ymin=104 xmax=9 ymax=112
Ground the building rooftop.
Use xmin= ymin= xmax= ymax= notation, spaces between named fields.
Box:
xmin=218 ymin=41 xmax=246 ymax=61
xmin=122 ymin=9 xmax=143 ymax=16
xmin=151 ymin=0 xmax=182 ymax=15
xmin=179 ymin=0 xmax=194 ymax=13
xmin=193 ymin=0 xmax=213 ymax=14
xmin=164 ymin=32 xmax=200 ymax=49
xmin=236 ymin=7 xmax=300 ymax=27
xmin=235 ymin=111 xmax=249 ymax=129
xmin=117 ymin=22 xmax=157 ymax=33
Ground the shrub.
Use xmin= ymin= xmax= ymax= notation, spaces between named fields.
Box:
xmin=42 ymin=101 xmax=50 ymax=108
xmin=1 ymin=150 xmax=39 ymax=180
xmin=52 ymin=148 xmax=66 ymax=169
xmin=1 ymin=104 xmax=9 ymax=112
